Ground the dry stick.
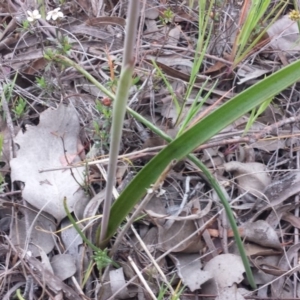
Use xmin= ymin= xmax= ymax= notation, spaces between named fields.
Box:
xmin=39 ymin=114 xmax=300 ymax=173
xmin=5 ymin=238 xmax=54 ymax=300
xmin=38 ymin=146 xmax=165 ymax=172
xmin=293 ymin=152 xmax=300 ymax=295
xmin=0 ymin=79 xmax=16 ymax=157
xmin=128 ymin=255 xmax=157 ymax=300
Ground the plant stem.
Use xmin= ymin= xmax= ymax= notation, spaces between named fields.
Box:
xmin=99 ymin=0 xmax=140 ymax=244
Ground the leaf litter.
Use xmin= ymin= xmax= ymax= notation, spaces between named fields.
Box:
xmin=10 ymin=104 xmax=88 ymax=222
xmin=1 ymin=1 xmax=300 ymax=299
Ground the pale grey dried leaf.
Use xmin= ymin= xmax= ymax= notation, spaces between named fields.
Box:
xmin=267 ymin=15 xmax=300 ymax=52
xmin=215 ymin=285 xmax=245 ymax=300
xmin=282 ymin=212 xmax=300 ymax=229
xmin=223 ymin=161 xmax=271 ymax=198
xmin=39 ymin=247 xmax=53 ymax=274
xmin=109 ymin=268 xmax=136 ymax=299
xmin=264 ymin=171 xmax=300 ymax=207
xmin=10 ymin=211 xmax=55 ymax=257
xmin=272 ymin=243 xmax=300 ymax=298
xmin=249 ymin=139 xmax=286 ymax=152
xmin=83 ymin=189 xmax=106 ymax=221
xmin=23 ymin=253 xmax=81 ymax=300
xmin=204 ymin=254 xmax=245 ymax=288
xmin=237 ymin=65 xmax=270 ymax=85
xmin=146 ymin=199 xmax=211 ymax=221
xmin=146 ymin=55 xmax=194 ymax=69
xmin=241 ymin=243 xmax=282 ymax=257
xmin=10 ymin=105 xmax=87 ymax=221
xmin=60 ymin=219 xmax=83 ymax=256
xmin=136 ymin=227 xmax=158 ymax=252
xmin=251 ymin=255 xmax=279 ymax=285
xmin=60 ymin=219 xmax=86 ymax=283
xmin=167 ymin=25 xmax=181 ymax=47
xmin=145 ymin=7 xmax=159 ymax=19
xmin=51 ymin=254 xmax=76 ymax=281
xmin=241 ymin=220 xmax=281 ymax=249
xmin=170 ymin=253 xmax=212 ymax=292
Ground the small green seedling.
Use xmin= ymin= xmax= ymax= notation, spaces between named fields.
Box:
xmin=21 ymin=20 xmax=30 ymax=30
xmin=57 ymin=35 xmax=72 ymax=55
xmin=36 ymin=76 xmax=47 ymax=89
xmin=12 ymin=97 xmax=27 ymax=118
xmin=160 ymin=8 xmax=174 ymax=24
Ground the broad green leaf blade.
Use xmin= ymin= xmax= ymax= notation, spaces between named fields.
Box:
xmin=105 ymin=59 xmax=300 ymax=240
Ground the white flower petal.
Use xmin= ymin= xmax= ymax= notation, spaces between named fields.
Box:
xmin=46 ymin=8 xmax=63 ymax=21
xmin=27 ymin=9 xmax=41 ymax=22
xmin=46 ymin=13 xmax=52 ymax=21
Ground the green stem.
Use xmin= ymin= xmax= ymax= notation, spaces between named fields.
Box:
xmin=16 ymin=289 xmax=25 ymax=300
xmin=187 ymin=155 xmax=256 ymax=289
xmin=63 ymin=197 xmax=98 ymax=252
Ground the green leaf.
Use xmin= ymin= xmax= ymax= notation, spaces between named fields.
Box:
xmin=105 ymin=59 xmax=300 ymax=240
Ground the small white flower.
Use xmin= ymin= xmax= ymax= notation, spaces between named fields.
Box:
xmin=146 ymin=183 xmax=166 ymax=196
xmin=46 ymin=7 xmax=64 ymax=21
xmin=146 ymin=187 xmax=154 ymax=194
xmin=27 ymin=9 xmax=41 ymax=22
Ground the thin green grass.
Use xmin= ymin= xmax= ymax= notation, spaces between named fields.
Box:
xmin=232 ymin=0 xmax=287 ymax=66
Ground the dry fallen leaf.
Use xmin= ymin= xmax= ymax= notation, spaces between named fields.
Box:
xmin=10 ymin=209 xmax=55 ymax=257
xmin=51 ymin=254 xmax=77 ymax=281
xmin=109 ymin=267 xmax=137 ymax=299
xmin=202 ymin=254 xmax=247 ymax=300
xmin=10 ymin=105 xmax=87 ymax=222
xmin=267 ymin=15 xmax=300 ymax=52
xmin=240 ymin=220 xmax=282 ymax=250
xmin=169 ymin=253 xmax=212 ymax=292
xmin=223 ymin=161 xmax=271 ymax=198
xmin=158 ymin=218 xmax=203 ymax=253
